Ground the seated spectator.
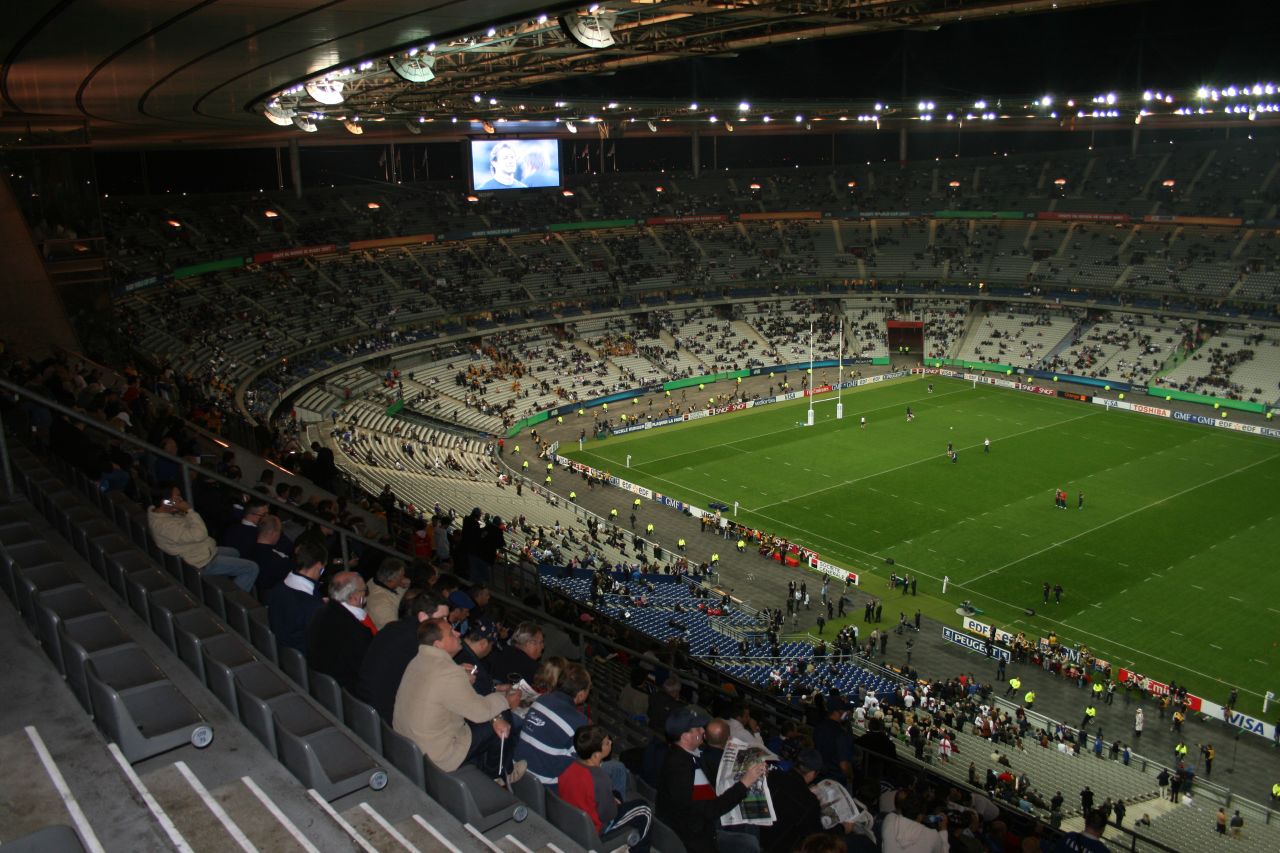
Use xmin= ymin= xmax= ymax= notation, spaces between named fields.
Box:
xmin=881 ymin=791 xmax=947 ymax=853
xmin=762 ymin=749 xmax=855 ymax=853
xmin=647 ymin=676 xmax=684 ymax=735
xmin=306 ymin=571 xmax=375 ymax=691
xmin=266 ymin=542 xmax=327 ymax=654
xmin=455 ymin=619 xmax=500 ymax=696
xmin=250 ymin=514 xmax=293 ymax=592
xmin=656 ymin=706 xmax=766 ymax=853
xmin=148 ymin=481 xmax=258 ymax=592
xmin=393 ymin=618 xmax=524 ymax=775
xmin=357 ymin=588 xmax=448 ymax=721
xmin=221 ymin=497 xmax=268 ymax=557
xmin=487 ymin=621 xmax=545 ymax=685
xmin=617 ymin=669 xmax=651 ymax=719
xmin=558 ymin=725 xmax=652 ymax=852
xmin=516 ymin=662 xmax=593 ymax=786
xmin=366 ymin=558 xmax=409 ymax=630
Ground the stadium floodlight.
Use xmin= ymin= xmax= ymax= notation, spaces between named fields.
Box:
xmin=389 ymin=52 xmax=436 ymax=83
xmin=343 ymin=118 xmax=363 ymax=135
xmin=738 ymin=101 xmax=750 ymax=111
xmin=559 ymin=8 xmax=618 ymax=49
xmin=293 ymin=115 xmax=318 ymax=132
xmin=305 ymin=79 xmax=345 ymax=105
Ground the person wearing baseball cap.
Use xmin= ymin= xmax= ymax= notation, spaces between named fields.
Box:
xmin=761 ymin=749 xmax=856 ymax=853
xmin=447 ymin=589 xmax=476 ymax=634
xmin=457 ymin=619 xmax=499 ymax=696
xmin=656 ymin=706 xmax=768 ymax=853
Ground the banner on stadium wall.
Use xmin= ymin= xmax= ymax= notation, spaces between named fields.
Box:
xmin=855 ymin=211 xmax=924 ymax=219
xmin=808 ymin=555 xmax=859 ymax=585
xmin=548 ymin=219 xmax=636 ymax=232
xmin=349 ymin=233 xmax=436 ymax=251
xmin=943 ymin=627 xmax=1012 ymax=661
xmin=642 ymin=215 xmax=729 ymax=226
xmin=1142 ymin=215 xmax=1243 ymax=227
xmin=1147 ymin=386 xmax=1266 ymax=415
xmin=933 ymin=210 xmax=1026 ymax=220
xmin=172 ymin=256 xmax=248 ymax=279
xmin=738 ymin=211 xmax=822 ymax=221
xmin=1035 ymin=212 xmax=1131 ymax=223
xmin=1198 ymin=700 xmax=1277 ymax=741
xmin=252 ymin=244 xmax=338 ymax=264
xmin=385 ymin=398 xmax=405 ymax=417
xmin=120 ymin=274 xmax=170 ymax=294
xmin=961 ymin=616 xmax=1082 ymax=665
xmin=1117 ymin=668 xmax=1204 ymax=712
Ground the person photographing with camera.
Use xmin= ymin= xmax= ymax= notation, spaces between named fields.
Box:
xmin=881 ymin=791 xmax=948 ymax=853
xmin=148 ymin=481 xmax=259 ymax=592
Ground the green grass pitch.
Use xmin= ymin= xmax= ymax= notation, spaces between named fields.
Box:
xmin=565 ymin=376 xmax=1280 ymax=717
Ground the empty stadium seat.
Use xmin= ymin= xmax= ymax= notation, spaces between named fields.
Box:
xmin=271 ymin=694 xmax=387 ymax=801
xmin=200 ymin=632 xmax=259 ymax=716
xmin=545 ymin=787 xmax=640 ymax=852
xmin=423 ymin=757 xmax=527 ymax=831
xmin=308 ymin=670 xmax=343 ymax=717
xmin=57 ymin=612 xmax=136 ymax=711
xmin=380 ymin=721 xmax=428 ymax=789
xmin=341 ymin=688 xmax=383 ymax=753
xmin=84 ymin=646 xmax=213 ymax=762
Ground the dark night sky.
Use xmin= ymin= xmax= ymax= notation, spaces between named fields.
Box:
xmin=528 ymin=0 xmax=1276 ymax=103
xmin=89 ymin=0 xmax=1280 ymax=194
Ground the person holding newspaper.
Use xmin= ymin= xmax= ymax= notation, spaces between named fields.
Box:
xmin=657 ymin=706 xmax=768 ymax=853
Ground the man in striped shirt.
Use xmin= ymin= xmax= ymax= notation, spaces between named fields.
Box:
xmin=515 ymin=663 xmax=592 ymax=787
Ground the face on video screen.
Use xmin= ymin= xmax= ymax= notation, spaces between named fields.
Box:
xmin=471 ymin=139 xmax=560 ymax=191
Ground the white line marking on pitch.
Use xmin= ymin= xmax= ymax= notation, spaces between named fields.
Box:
xmin=1209 ymin=644 xmax=1224 ymax=650
xmin=1170 ymin=631 xmax=1184 ymax=636
xmin=967 ymin=451 xmax=1280 ymax=585
xmin=1191 ymin=584 xmax=1204 ymax=590
xmin=1228 ymin=595 xmax=1244 ymax=602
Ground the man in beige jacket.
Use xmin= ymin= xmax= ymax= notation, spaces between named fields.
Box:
xmin=148 ymin=482 xmax=259 ymax=592
xmin=366 ymin=559 xmax=409 ymax=630
xmin=393 ymin=618 xmax=524 ymax=775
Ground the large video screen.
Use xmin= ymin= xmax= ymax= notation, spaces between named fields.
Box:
xmin=469 ymin=138 xmax=561 ymax=191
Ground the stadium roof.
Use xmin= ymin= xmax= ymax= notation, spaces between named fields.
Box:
xmin=3 ymin=0 xmax=1277 ymax=147
xmin=3 ymin=0 xmax=1152 ymax=147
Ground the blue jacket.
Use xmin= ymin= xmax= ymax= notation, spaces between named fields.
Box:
xmin=514 ymin=690 xmax=587 ymax=786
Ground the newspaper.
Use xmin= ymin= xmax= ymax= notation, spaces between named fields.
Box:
xmin=810 ymin=780 xmax=875 ymax=840
xmin=506 ymin=678 xmax=541 ymax=719
xmin=716 ymin=739 xmax=775 ymax=827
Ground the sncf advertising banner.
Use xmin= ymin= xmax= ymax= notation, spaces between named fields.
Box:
xmin=808 ymin=555 xmax=859 ymax=585
xmin=252 ymin=244 xmax=338 ymax=264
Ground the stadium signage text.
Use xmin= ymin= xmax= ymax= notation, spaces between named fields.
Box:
xmin=943 ymin=627 xmax=1011 ymax=661
xmin=807 ymin=555 xmax=859 ymax=585
xmin=1116 ymin=668 xmax=1203 ymax=712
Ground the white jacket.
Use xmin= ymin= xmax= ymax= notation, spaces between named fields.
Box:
xmin=882 ymin=813 xmax=949 ymax=853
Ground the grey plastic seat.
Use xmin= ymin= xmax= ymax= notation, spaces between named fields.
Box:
xmin=88 ymin=533 xmax=135 ymax=579
xmin=146 ymin=586 xmax=199 ymax=650
xmin=651 ymin=818 xmax=687 ymax=853
xmin=424 ymin=757 xmax=527 ymax=831
xmin=124 ymin=569 xmax=175 ymax=623
xmin=233 ymin=663 xmax=296 ymax=753
xmin=277 ymin=645 xmax=309 ymax=691
xmin=58 ymin=505 xmax=103 ymax=551
xmin=34 ymin=585 xmax=105 ymax=672
xmin=271 ymin=695 xmax=387 ymax=801
xmin=161 ymin=552 xmax=184 ymax=581
xmin=511 ymin=772 xmax=547 ymax=818
xmin=103 ymin=549 xmax=153 ymax=600
xmin=1 ymin=824 xmax=88 ymax=853
xmin=8 ymin=553 xmax=72 ymax=626
xmin=172 ymin=608 xmax=226 ymax=683
xmin=342 ymin=688 xmax=383 ymax=753
xmin=58 ymin=612 xmax=136 ymax=711
xmin=546 ymin=787 xmax=640 ymax=852
xmin=200 ymin=574 xmax=236 ymax=620
xmin=84 ymin=647 xmax=213 ymax=763
xmin=200 ymin=632 xmax=258 ymax=716
xmin=222 ymin=589 xmax=263 ymax=639
xmin=380 ymin=721 xmax=427 ymax=789
xmin=179 ymin=560 xmax=204 ymax=599
xmin=248 ymin=608 xmax=278 ymax=663
xmin=308 ymin=670 xmax=343 ymax=717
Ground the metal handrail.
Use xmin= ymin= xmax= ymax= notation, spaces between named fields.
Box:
xmin=0 ymin=375 xmax=772 ymax=706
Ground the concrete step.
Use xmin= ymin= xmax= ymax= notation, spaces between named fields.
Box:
xmin=144 ymin=763 xmax=257 ymax=852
